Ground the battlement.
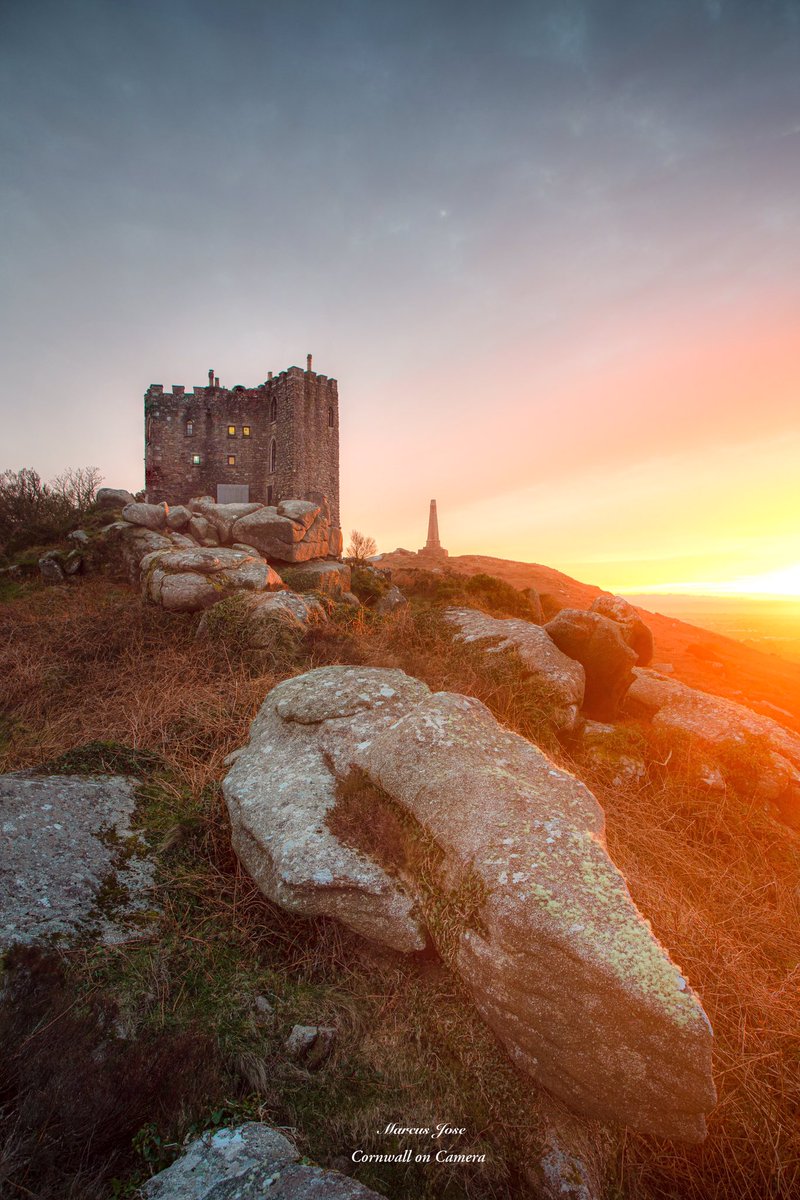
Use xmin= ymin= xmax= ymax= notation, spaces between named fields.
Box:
xmin=144 ymin=356 xmax=340 ymax=524
xmin=146 ymin=368 xmax=338 ymax=401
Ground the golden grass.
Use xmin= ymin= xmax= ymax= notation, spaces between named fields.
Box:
xmin=2 ymin=579 xmax=800 ymax=1198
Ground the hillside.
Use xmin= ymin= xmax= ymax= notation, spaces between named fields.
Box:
xmin=379 ymin=551 xmax=800 ymax=734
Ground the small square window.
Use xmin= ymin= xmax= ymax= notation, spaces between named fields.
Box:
xmin=242 ymin=426 xmax=251 ymax=437
xmin=227 ymin=425 xmax=236 ymax=437
xmin=192 ymin=454 xmax=202 ymax=465
xmin=227 ymin=454 xmax=236 ymax=466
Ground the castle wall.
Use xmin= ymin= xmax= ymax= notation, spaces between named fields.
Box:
xmin=144 ymin=365 xmax=339 ymax=523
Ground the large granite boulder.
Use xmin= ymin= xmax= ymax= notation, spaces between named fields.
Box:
xmin=121 ymin=501 xmax=169 ymax=531
xmin=545 ymin=610 xmax=637 ymax=720
xmin=141 ymin=547 xmax=282 ymax=613
xmin=224 ymin=666 xmax=716 ymax=1140
xmin=625 ymin=668 xmax=800 ymax=826
xmin=445 ymin=608 xmax=585 ymax=733
xmin=231 ymin=499 xmax=332 ymax=563
xmin=95 ymin=487 xmax=136 ymax=509
xmin=141 ymin=1122 xmax=386 ymax=1199
xmin=188 ymin=498 xmax=264 ymax=542
xmin=590 ymin=594 xmax=654 ymax=667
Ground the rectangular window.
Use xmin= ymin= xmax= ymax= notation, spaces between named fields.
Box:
xmin=185 ymin=420 xmax=194 ymax=436
xmin=227 ymin=425 xmax=236 ymax=437
xmin=227 ymin=454 xmax=236 ymax=466
xmin=242 ymin=426 xmax=251 ymax=437
xmin=192 ymin=454 xmax=202 ymax=465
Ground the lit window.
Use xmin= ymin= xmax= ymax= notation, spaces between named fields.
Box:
xmin=185 ymin=420 xmax=194 ymax=436
xmin=242 ymin=425 xmax=251 ymax=437
xmin=192 ymin=454 xmax=202 ymax=465
xmin=270 ymin=439 xmax=277 ymax=472
xmin=227 ymin=425 xmax=236 ymax=437
xmin=270 ymin=398 xmax=277 ymax=422
xmin=227 ymin=454 xmax=236 ymax=466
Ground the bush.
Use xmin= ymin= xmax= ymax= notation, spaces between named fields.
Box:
xmin=0 ymin=466 xmax=102 ymax=558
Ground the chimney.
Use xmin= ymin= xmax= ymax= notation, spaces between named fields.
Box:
xmin=214 ymin=376 xmax=220 ymax=388
xmin=208 ymin=368 xmax=214 ymax=387
xmin=306 ymin=354 xmax=313 ymax=372
xmin=268 ymin=371 xmax=273 ymax=380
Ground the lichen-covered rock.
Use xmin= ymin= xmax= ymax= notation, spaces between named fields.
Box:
xmin=445 ymin=608 xmax=585 ymax=732
xmin=197 ymin=590 xmax=325 ymax=646
xmin=121 ymin=501 xmax=168 ymax=531
xmin=231 ymin=499 xmax=332 ymax=563
xmin=141 ymin=1123 xmax=386 ymax=1199
xmin=0 ymin=773 xmax=155 ymax=948
xmin=625 ymin=668 xmax=800 ymax=826
xmin=590 ymin=594 xmax=654 ymax=667
xmin=224 ymin=669 xmax=430 ymax=953
xmin=281 ymin=560 xmax=351 ymax=596
xmin=142 ymin=547 xmax=281 ymax=613
xmin=224 ymin=666 xmax=716 ymax=1140
xmin=188 ymin=498 xmax=264 ymax=542
xmin=545 ymin=609 xmax=637 ymax=719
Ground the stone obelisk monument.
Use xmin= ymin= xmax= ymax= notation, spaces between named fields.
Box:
xmin=418 ymin=499 xmax=448 ymax=560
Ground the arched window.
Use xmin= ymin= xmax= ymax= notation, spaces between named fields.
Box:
xmin=185 ymin=420 xmax=193 ymax=436
xmin=327 ymin=405 xmax=334 ymax=428
xmin=270 ymin=398 xmax=277 ymax=422
xmin=270 ymin=439 xmax=277 ymax=473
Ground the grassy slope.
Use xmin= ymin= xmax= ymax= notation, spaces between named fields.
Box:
xmin=0 ymin=576 xmax=799 ymax=1199
xmin=380 ymin=552 xmax=800 ymax=734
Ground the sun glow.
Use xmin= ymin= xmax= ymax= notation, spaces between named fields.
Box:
xmin=632 ymin=564 xmax=800 ymax=599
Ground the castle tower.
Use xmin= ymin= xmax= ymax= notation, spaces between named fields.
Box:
xmin=143 ymin=358 xmax=340 ymax=526
xmin=418 ymin=499 xmax=448 ymax=560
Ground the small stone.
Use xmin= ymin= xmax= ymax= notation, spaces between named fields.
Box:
xmin=285 ymin=1024 xmax=336 ymax=1067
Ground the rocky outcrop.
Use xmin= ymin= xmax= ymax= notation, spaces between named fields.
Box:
xmin=444 ymin=608 xmax=585 ymax=732
xmin=224 ymin=666 xmax=716 ymax=1141
xmin=625 ymin=668 xmax=800 ymax=826
xmin=590 ymin=594 xmax=654 ymax=667
xmin=140 ymin=547 xmax=283 ymax=613
xmin=0 ymin=773 xmax=155 ymax=948
xmin=545 ymin=610 xmax=637 ymax=720
xmin=231 ymin=498 xmax=334 ymax=563
xmin=141 ymin=1123 xmax=386 ymax=1199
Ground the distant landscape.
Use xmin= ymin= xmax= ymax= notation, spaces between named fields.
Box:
xmin=623 ymin=595 xmax=800 ymax=664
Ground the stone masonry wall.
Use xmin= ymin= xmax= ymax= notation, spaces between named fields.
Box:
xmin=144 ymin=365 xmax=339 ymax=524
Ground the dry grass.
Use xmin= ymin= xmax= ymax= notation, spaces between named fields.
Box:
xmin=0 ymin=580 xmax=284 ymax=791
xmin=2 ymin=577 xmax=800 ymax=1198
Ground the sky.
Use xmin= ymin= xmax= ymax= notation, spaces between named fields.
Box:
xmin=2 ymin=0 xmax=799 ymax=595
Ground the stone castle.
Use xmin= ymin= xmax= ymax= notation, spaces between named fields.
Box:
xmin=144 ymin=355 xmax=339 ymax=524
